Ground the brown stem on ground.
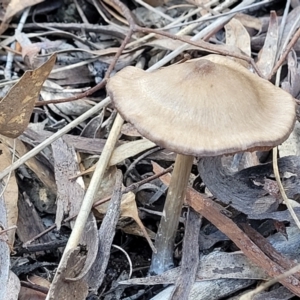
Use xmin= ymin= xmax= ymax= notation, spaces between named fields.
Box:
xmin=149 ymin=154 xmax=194 ymax=275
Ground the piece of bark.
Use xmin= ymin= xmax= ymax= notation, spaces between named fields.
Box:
xmin=85 ymin=170 xmax=123 ymax=293
xmin=170 ymin=208 xmax=201 ymax=300
xmin=51 ymin=138 xmax=98 ymax=280
xmin=0 ymin=184 xmax=10 ymax=300
xmin=47 ymin=247 xmax=88 ymax=300
xmin=51 ymin=138 xmax=85 ymax=229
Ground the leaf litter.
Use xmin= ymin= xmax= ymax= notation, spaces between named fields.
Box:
xmin=1 ymin=1 xmax=300 ymax=300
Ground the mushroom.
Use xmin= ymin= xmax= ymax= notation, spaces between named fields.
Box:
xmin=106 ymin=54 xmax=296 ymax=274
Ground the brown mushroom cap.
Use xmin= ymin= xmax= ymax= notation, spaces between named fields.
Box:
xmin=107 ymin=55 xmax=296 ymax=157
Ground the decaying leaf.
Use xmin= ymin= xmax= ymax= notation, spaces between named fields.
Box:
xmin=17 ymin=192 xmax=51 ymax=245
xmin=51 ymin=138 xmax=85 ymax=229
xmin=225 ymin=18 xmax=251 ymax=57
xmin=151 ymin=279 xmax=255 ymax=300
xmin=0 ymin=184 xmax=10 ymax=300
xmin=121 ymin=123 xmax=141 ymax=137
xmin=85 ymin=170 xmax=123 ymax=292
xmin=47 ymin=247 xmax=89 ymax=300
xmin=0 ymin=143 xmax=18 ymax=247
xmin=52 ymin=138 xmax=98 ymax=280
xmin=120 ymin=192 xmax=156 ymax=252
xmin=0 ymin=54 xmax=56 ymax=138
xmin=120 ymin=250 xmax=269 ymax=286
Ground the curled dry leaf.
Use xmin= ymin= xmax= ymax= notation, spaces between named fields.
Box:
xmin=0 ymin=54 xmax=56 ymax=138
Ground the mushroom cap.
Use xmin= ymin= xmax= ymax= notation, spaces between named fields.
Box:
xmin=106 ymin=55 xmax=296 ymax=157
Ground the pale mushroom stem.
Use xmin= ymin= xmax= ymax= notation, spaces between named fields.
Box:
xmin=149 ymin=154 xmax=194 ymax=275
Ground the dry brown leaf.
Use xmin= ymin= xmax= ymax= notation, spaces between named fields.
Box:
xmin=28 ymin=275 xmax=50 ymax=289
xmin=41 ymin=80 xmax=93 ymax=116
xmin=121 ymin=222 xmax=156 ymax=239
xmin=52 ymin=138 xmax=99 ymax=280
xmin=0 ymin=143 xmax=18 ymax=247
xmin=17 ymin=192 xmax=51 ymax=244
xmin=120 ymin=192 xmax=156 ymax=252
xmin=225 ymin=18 xmax=251 ymax=62
xmin=0 ymin=54 xmax=56 ymax=138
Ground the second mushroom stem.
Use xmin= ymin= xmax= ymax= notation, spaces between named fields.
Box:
xmin=150 ymin=154 xmax=194 ymax=275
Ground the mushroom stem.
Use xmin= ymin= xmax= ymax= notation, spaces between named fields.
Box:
xmin=149 ymin=154 xmax=194 ymax=275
